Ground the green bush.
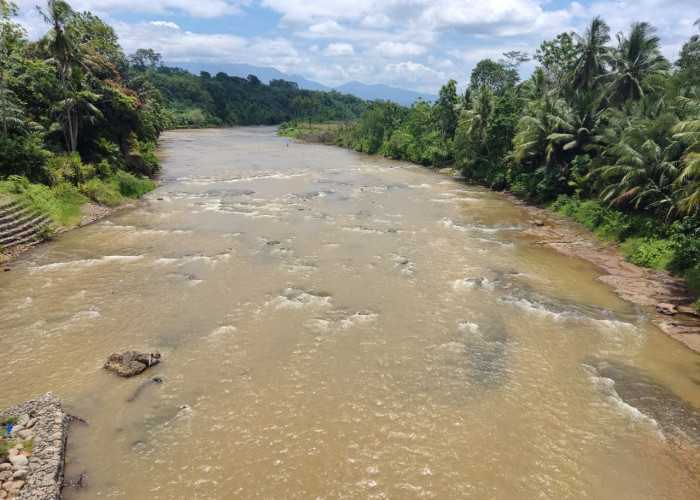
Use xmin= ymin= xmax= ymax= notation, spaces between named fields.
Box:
xmin=79 ymin=178 xmax=124 ymax=207
xmin=667 ymin=216 xmax=700 ymax=274
xmin=114 ymin=170 xmax=155 ymax=197
xmin=126 ymin=141 xmax=160 ymax=176
xmin=0 ymin=135 xmax=51 ymax=181
xmin=620 ymin=238 xmax=673 ymax=269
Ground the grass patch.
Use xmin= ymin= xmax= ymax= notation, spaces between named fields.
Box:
xmin=620 ymin=238 xmax=673 ymax=269
xmin=0 ymin=415 xmax=19 ymax=427
xmin=0 ymin=177 xmax=88 ymax=227
xmin=79 ymin=178 xmax=125 ymax=207
xmin=0 ymin=437 xmax=35 ymax=458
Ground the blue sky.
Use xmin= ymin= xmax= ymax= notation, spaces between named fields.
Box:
xmin=14 ymin=1 xmax=700 ymax=93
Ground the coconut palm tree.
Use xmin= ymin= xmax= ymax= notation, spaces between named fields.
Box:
xmin=604 ymin=22 xmax=669 ymax=106
xmin=594 ymin=98 xmax=681 ymax=215
xmin=571 ymin=16 xmax=611 ymax=91
xmin=459 ymin=84 xmax=494 ymax=155
xmin=37 ymin=0 xmax=80 ymax=151
xmin=546 ymin=89 xmax=605 ymax=157
xmin=513 ymin=94 xmax=572 ymax=167
xmin=671 ymin=95 xmax=700 ymax=215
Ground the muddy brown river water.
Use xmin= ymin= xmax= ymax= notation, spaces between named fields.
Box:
xmin=1 ymin=127 xmax=699 ymax=498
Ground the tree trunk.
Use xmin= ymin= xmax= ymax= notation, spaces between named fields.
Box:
xmin=61 ymin=67 xmax=75 ymax=152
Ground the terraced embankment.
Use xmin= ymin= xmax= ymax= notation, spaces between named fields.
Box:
xmin=0 ymin=197 xmax=52 ymax=260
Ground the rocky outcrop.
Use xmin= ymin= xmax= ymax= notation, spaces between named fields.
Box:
xmin=0 ymin=392 xmax=67 ymax=500
xmin=104 ymin=351 xmax=161 ymax=377
xmin=656 ymin=302 xmax=678 ymax=315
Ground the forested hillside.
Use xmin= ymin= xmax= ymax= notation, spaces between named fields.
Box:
xmin=302 ymin=18 xmax=700 ymax=299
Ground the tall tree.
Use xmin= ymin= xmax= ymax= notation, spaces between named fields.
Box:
xmin=671 ymin=96 xmax=700 ymax=216
xmin=0 ymin=0 xmax=24 ymax=138
xmin=433 ymin=79 xmax=459 ymax=147
xmin=571 ymin=16 xmax=611 ymax=91
xmin=37 ymin=0 xmax=80 ymax=152
xmin=534 ymin=32 xmax=576 ymax=95
xmin=605 ymin=22 xmax=669 ymax=106
xmin=469 ymin=59 xmax=518 ymax=96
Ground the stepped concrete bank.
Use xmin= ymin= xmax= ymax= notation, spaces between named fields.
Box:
xmin=0 ymin=198 xmax=51 ymax=251
xmin=0 ymin=393 xmax=67 ymax=499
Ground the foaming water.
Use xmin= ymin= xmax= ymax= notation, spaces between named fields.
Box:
xmin=1 ymin=127 xmax=698 ymax=499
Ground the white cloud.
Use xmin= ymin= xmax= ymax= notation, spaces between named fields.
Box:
xmin=375 ymin=42 xmax=426 ymax=58
xmin=19 ymin=0 xmax=249 ymax=18
xmin=308 ymin=20 xmax=343 ymax=36
xmin=10 ymin=1 xmax=700 ymax=94
xmin=323 ymin=43 xmax=355 ymax=56
xmin=150 ymin=21 xmax=180 ymax=30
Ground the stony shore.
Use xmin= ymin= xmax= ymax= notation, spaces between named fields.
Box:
xmin=0 ymin=393 xmax=67 ymax=499
xmin=508 ymin=194 xmax=700 ymax=354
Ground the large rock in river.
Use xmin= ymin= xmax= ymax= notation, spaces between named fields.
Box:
xmin=104 ymin=351 xmax=161 ymax=377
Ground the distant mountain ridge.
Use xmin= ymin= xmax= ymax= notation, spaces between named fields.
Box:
xmin=334 ymin=81 xmax=437 ymax=106
xmin=174 ymin=62 xmax=437 ymax=106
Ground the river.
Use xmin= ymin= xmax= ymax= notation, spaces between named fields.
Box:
xmin=1 ymin=127 xmax=698 ymax=498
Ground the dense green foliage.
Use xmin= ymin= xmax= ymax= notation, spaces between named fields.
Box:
xmin=0 ymin=0 xmax=165 ymax=211
xmin=0 ymin=0 xmax=369 ymax=234
xmin=321 ymin=16 xmax=699 ymax=296
xmin=138 ymin=62 xmax=369 ymax=128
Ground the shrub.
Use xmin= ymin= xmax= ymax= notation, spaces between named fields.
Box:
xmin=114 ymin=170 xmax=155 ymax=198
xmin=79 ymin=178 xmax=124 ymax=207
xmin=620 ymin=238 xmax=672 ymax=269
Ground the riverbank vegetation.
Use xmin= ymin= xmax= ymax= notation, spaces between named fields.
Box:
xmin=283 ymin=18 xmax=700 ymax=305
xmin=0 ymin=0 xmax=165 ymax=237
xmin=0 ymin=0 xmax=370 ymax=251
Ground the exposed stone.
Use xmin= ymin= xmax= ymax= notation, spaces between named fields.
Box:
xmin=8 ymin=426 xmax=23 ymax=438
xmin=7 ymin=457 xmax=26 ymax=469
xmin=24 ymin=418 xmax=38 ymax=429
xmin=0 ymin=465 xmax=9 ymax=473
xmin=656 ymin=302 xmax=678 ymax=315
xmin=17 ymin=416 xmax=29 ymax=427
xmin=104 ymin=350 xmax=161 ymax=377
xmin=0 ymin=473 xmax=10 ymax=483
xmin=1 ymin=392 xmax=67 ymax=500
xmin=17 ymin=429 xmax=34 ymax=439
xmin=532 ymin=220 xmax=544 ymax=227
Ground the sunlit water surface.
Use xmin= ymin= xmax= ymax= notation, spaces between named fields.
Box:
xmin=1 ymin=128 xmax=698 ymax=499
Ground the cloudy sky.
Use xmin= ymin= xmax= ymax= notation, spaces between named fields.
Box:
xmin=12 ymin=0 xmax=700 ymax=93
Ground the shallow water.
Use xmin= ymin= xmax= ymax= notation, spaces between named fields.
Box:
xmin=1 ymin=127 xmax=699 ymax=498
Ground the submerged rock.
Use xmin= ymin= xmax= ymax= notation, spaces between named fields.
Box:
xmin=585 ymin=357 xmax=700 ymax=447
xmin=104 ymin=351 xmax=161 ymax=377
xmin=127 ymin=377 xmax=164 ymax=402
